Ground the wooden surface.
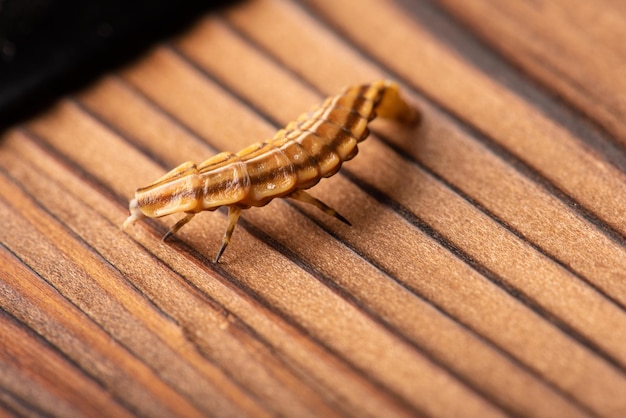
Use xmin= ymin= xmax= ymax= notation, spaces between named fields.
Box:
xmin=1 ymin=0 xmax=626 ymax=417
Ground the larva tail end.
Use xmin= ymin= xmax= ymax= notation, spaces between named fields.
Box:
xmin=122 ymin=198 xmax=146 ymax=229
xmin=377 ymin=82 xmax=421 ymax=126
xmin=400 ymin=104 xmax=421 ymax=126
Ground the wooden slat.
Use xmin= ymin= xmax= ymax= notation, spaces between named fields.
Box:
xmin=436 ymin=0 xmax=626 ymax=148
xmin=0 ymin=295 xmax=132 ymax=418
xmin=1 ymin=0 xmax=625 ymax=417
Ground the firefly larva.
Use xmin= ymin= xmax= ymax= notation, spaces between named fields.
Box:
xmin=123 ymin=80 xmax=419 ymax=262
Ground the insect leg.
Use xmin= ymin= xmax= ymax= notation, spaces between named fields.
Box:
xmin=163 ymin=212 xmax=196 ymax=241
xmin=215 ymin=206 xmax=243 ymax=263
xmin=288 ymin=190 xmax=351 ymax=226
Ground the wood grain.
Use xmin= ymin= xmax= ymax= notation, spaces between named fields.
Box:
xmin=1 ymin=0 xmax=625 ymax=417
xmin=436 ymin=0 xmax=626 ymax=148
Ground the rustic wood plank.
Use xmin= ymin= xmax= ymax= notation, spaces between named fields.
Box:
xmin=0 ymin=131 xmax=343 ymax=417
xmin=0 ymin=143 xmax=259 ymax=418
xmin=436 ymin=0 xmax=626 ymax=148
xmin=226 ymin=1 xmax=626 ymax=415
xmin=6 ymin=105 xmax=423 ymax=418
xmin=177 ymin=11 xmax=624 ymax=416
xmin=21 ymin=92 xmax=503 ymax=415
xmin=269 ymin=0 xmax=626 ymax=278
xmin=1 ymin=0 xmax=625 ymax=417
xmin=0 ymin=285 xmax=132 ymax=418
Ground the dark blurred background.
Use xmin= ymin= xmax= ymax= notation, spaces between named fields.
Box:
xmin=0 ymin=0 xmax=237 ymax=128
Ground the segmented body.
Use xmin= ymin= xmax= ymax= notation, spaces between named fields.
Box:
xmin=123 ymin=80 xmax=419 ymax=261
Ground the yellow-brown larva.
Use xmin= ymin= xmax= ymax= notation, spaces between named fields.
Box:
xmin=123 ymin=80 xmax=419 ymax=262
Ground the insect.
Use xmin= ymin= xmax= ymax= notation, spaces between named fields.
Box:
xmin=123 ymin=80 xmax=419 ymax=262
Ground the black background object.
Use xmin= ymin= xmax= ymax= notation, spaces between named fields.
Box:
xmin=0 ymin=0 xmax=238 ymax=129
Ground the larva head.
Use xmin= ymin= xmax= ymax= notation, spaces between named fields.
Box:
xmin=122 ymin=161 xmax=202 ymax=229
xmin=122 ymin=197 xmax=145 ymax=229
